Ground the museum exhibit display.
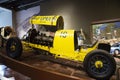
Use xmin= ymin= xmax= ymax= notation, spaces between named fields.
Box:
xmin=3 ymin=15 xmax=116 ymax=80
xmin=0 ymin=0 xmax=120 ymax=80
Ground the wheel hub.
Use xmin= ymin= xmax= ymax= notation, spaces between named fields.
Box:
xmin=10 ymin=45 xmax=16 ymax=51
xmin=95 ymin=61 xmax=103 ymax=68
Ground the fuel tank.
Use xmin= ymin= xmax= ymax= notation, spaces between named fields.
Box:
xmin=30 ymin=15 xmax=64 ymax=31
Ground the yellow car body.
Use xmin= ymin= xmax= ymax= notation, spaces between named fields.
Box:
xmin=30 ymin=15 xmax=61 ymax=26
xmin=22 ymin=30 xmax=98 ymax=62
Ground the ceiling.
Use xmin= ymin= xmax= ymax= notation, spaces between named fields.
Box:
xmin=0 ymin=0 xmax=46 ymax=11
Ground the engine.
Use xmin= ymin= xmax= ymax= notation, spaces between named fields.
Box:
xmin=23 ymin=15 xmax=64 ymax=47
xmin=35 ymin=31 xmax=54 ymax=46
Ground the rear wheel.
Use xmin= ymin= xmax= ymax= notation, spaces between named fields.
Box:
xmin=83 ymin=49 xmax=116 ymax=79
xmin=6 ymin=37 xmax=22 ymax=59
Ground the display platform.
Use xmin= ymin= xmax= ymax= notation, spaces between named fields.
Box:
xmin=0 ymin=48 xmax=118 ymax=80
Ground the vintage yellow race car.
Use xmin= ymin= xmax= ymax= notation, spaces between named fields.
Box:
xmin=5 ymin=15 xmax=116 ymax=80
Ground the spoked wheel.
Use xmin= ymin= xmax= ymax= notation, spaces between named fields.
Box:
xmin=84 ymin=50 xmax=116 ymax=79
xmin=6 ymin=37 xmax=22 ymax=59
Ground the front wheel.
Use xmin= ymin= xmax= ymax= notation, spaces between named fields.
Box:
xmin=6 ymin=37 xmax=23 ymax=59
xmin=83 ymin=49 xmax=116 ymax=79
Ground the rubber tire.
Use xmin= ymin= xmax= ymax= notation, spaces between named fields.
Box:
xmin=6 ymin=37 xmax=22 ymax=59
xmin=83 ymin=49 xmax=116 ymax=79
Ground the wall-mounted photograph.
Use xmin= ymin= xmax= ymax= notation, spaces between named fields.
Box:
xmin=92 ymin=21 xmax=120 ymax=56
